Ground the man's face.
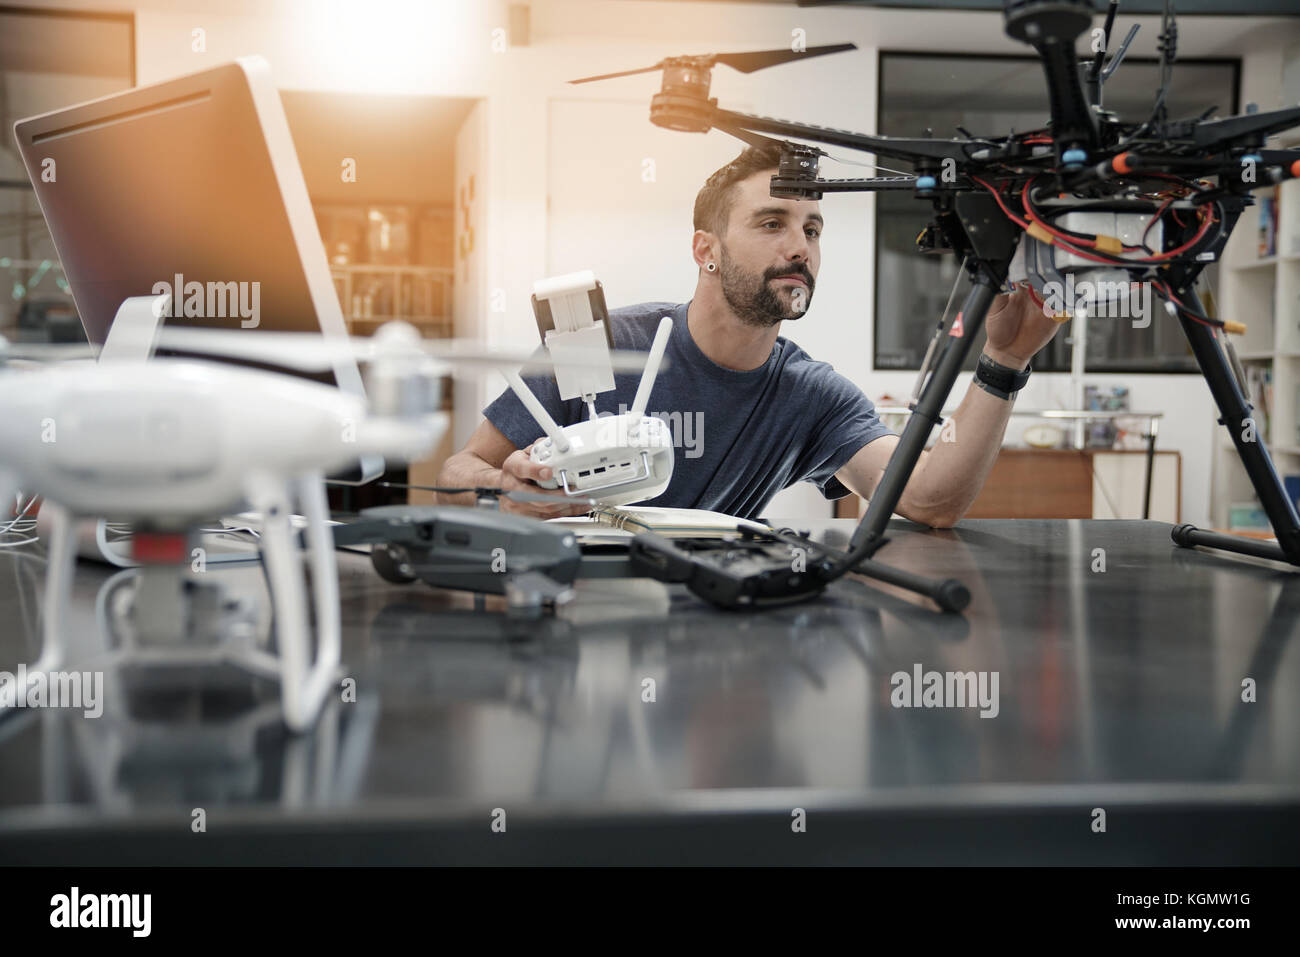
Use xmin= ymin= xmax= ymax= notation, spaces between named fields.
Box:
xmin=715 ymin=170 xmax=822 ymax=328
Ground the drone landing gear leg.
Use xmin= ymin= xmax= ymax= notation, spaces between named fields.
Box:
xmin=843 ymin=266 xmax=1006 ymax=612
xmin=0 ymin=501 xmax=72 ymax=716
xmin=298 ymin=471 xmax=343 ymax=706
xmin=1170 ymin=287 xmax=1300 ymax=566
xmin=247 ymin=472 xmax=341 ymax=732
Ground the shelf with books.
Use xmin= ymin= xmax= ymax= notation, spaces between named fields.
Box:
xmin=328 ymin=264 xmax=453 ymax=337
xmin=1225 ymin=262 xmax=1277 ymax=355
xmin=1276 ymin=172 xmax=1300 ymax=260
xmin=1211 ymin=173 xmax=1300 ymax=530
xmin=1182 ymin=42 xmax=1299 ymax=532
xmin=1276 ymin=259 xmax=1300 ymax=354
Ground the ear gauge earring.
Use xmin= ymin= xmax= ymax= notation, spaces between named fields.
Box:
xmin=705 ymin=262 xmax=717 ymax=272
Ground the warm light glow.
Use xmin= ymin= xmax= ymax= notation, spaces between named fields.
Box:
xmin=292 ymin=0 xmax=474 ymax=95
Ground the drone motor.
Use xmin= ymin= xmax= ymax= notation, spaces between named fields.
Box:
xmin=650 ymin=57 xmax=715 ymax=133
xmin=1003 ymin=0 xmax=1095 ymax=44
xmin=770 ymin=146 xmax=824 ymax=200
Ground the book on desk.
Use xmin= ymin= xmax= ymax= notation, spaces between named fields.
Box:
xmin=547 ymin=505 xmax=767 ymax=543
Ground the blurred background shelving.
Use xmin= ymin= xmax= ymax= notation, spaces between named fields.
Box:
xmin=1211 ymin=102 xmax=1300 ymax=532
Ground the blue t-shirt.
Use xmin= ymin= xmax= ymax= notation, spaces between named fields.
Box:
xmin=482 ymin=301 xmax=895 ymax=520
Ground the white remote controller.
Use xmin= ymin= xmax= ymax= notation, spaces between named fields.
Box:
xmin=504 ymin=277 xmax=676 ymax=507
xmin=530 ymin=413 xmax=674 ymax=506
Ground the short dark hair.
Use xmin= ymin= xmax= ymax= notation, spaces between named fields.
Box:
xmin=693 ymin=143 xmax=784 ymax=235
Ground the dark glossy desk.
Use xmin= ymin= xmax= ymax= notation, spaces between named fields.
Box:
xmin=1 ymin=519 xmax=1297 ymax=865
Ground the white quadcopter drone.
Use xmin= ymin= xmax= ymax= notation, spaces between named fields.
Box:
xmin=506 ymin=271 xmax=675 ymax=507
xmin=0 ymin=306 xmax=449 ymax=733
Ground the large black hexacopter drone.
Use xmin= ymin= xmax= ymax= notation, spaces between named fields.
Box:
xmin=568 ymin=0 xmax=1300 ymax=612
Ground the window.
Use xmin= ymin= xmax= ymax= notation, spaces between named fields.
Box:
xmin=874 ymin=52 xmax=1239 ymax=373
xmin=0 ymin=7 xmax=134 ymax=344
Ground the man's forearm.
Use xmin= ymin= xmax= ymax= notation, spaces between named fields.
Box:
xmin=436 ymin=451 xmax=503 ymax=506
xmin=903 ymin=347 xmax=1021 ymax=525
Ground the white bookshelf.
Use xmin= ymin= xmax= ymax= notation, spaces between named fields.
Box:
xmin=1210 ymin=134 xmax=1300 ymax=531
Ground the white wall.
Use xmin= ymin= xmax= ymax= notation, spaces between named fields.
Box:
xmin=19 ymin=0 xmax=1300 ymax=523
xmin=453 ymin=99 xmax=488 ymax=448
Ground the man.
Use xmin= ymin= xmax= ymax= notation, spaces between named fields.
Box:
xmin=438 ymin=143 xmax=1063 ymax=526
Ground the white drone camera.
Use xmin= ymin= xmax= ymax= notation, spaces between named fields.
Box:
xmin=504 ymin=271 xmax=674 ymax=507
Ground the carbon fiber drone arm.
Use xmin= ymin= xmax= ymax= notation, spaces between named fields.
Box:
xmin=708 ymin=106 xmax=973 ymax=164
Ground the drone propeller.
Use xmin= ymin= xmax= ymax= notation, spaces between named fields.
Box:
xmin=714 ymin=44 xmax=857 ymax=75
xmin=147 ymin=323 xmax=657 ymax=376
xmin=378 ymin=481 xmax=599 ymax=508
xmin=3 ymin=325 xmax=659 ymax=384
xmin=569 ymin=43 xmax=856 ymax=85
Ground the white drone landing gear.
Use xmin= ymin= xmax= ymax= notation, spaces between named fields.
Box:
xmin=506 ymin=271 xmax=675 ymax=507
xmin=0 ymin=474 xmax=72 ymax=708
xmin=0 ymin=471 xmax=342 ymax=733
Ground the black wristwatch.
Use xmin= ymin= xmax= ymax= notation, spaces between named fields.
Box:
xmin=974 ymin=352 xmax=1031 ymax=400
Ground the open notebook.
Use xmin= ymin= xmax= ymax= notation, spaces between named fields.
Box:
xmin=547 ymin=505 xmax=769 ymax=542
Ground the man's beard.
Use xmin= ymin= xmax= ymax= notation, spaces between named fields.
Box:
xmin=718 ymin=245 xmax=815 ymax=328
